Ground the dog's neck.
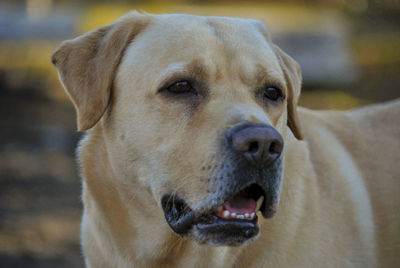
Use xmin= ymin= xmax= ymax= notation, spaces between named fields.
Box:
xmin=79 ymin=126 xmax=314 ymax=267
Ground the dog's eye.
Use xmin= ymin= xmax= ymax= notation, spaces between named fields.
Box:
xmin=262 ymin=87 xmax=283 ymax=102
xmin=167 ymin=81 xmax=194 ymax=95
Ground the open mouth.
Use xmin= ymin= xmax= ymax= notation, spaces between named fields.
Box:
xmin=161 ymin=183 xmax=266 ymax=245
xmin=216 ymin=184 xmax=264 ymax=220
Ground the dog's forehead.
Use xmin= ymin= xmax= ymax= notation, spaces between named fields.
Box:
xmin=154 ymin=14 xmax=267 ymax=37
xmin=120 ymin=14 xmax=282 ymax=88
xmin=148 ymin=14 xmax=273 ymax=54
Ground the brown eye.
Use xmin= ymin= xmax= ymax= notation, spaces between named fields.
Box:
xmin=167 ymin=80 xmax=194 ymax=94
xmin=262 ymin=87 xmax=282 ymax=102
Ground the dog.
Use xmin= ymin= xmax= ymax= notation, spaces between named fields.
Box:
xmin=51 ymin=11 xmax=400 ymax=267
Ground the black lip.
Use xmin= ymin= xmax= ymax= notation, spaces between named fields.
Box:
xmin=161 ymin=195 xmax=197 ymax=234
xmin=161 ymin=195 xmax=259 ymax=242
xmin=196 ymin=215 xmax=259 ymax=242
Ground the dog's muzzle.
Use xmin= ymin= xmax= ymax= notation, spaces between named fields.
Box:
xmin=161 ymin=123 xmax=284 ymax=246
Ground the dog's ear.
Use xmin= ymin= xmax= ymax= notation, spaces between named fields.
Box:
xmin=51 ymin=12 xmax=149 ymax=131
xmin=273 ymin=45 xmax=303 ymax=140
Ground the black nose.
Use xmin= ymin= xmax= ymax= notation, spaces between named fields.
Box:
xmin=228 ymin=123 xmax=284 ymax=168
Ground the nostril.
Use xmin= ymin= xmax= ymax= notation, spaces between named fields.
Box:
xmin=269 ymin=140 xmax=283 ymax=154
xmin=248 ymin=141 xmax=259 ymax=154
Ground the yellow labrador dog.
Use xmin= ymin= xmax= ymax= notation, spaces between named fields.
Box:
xmin=51 ymin=11 xmax=400 ymax=267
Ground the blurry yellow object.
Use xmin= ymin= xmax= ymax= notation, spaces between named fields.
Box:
xmin=79 ymin=4 xmax=135 ymax=33
xmin=78 ymin=1 xmax=341 ymax=35
xmin=0 ymin=40 xmax=68 ymax=101
xmin=27 ymin=0 xmax=53 ymax=20
xmin=300 ymin=91 xmax=368 ymax=110
xmin=0 ymin=40 xmax=55 ymax=71
xmin=79 ymin=2 xmax=186 ymax=33
xmin=353 ymin=33 xmax=400 ymax=66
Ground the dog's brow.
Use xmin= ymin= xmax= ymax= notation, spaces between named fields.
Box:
xmin=255 ymin=65 xmax=269 ymax=83
xmin=159 ymin=60 xmax=207 ymax=79
xmin=157 ymin=60 xmax=210 ymax=91
xmin=239 ymin=64 xmax=277 ymax=87
xmin=186 ymin=59 xmax=208 ymax=81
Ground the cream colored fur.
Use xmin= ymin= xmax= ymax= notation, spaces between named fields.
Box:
xmin=52 ymin=12 xmax=400 ymax=267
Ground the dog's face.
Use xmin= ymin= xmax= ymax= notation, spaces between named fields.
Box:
xmin=52 ymin=12 xmax=303 ymax=247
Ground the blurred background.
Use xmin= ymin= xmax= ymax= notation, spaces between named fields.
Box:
xmin=0 ymin=0 xmax=399 ymax=267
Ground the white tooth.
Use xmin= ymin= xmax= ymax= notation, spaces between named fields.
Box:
xmin=237 ymin=215 xmax=244 ymax=219
xmin=223 ymin=210 xmax=230 ymax=218
xmin=231 ymin=212 xmax=236 ymax=218
xmin=244 ymin=213 xmax=250 ymax=218
xmin=250 ymin=212 xmax=255 ymax=219
xmin=256 ymin=196 xmax=264 ymax=211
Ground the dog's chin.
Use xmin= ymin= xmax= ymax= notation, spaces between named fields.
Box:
xmin=191 ymin=214 xmax=260 ymax=246
xmin=161 ymin=184 xmax=275 ymax=246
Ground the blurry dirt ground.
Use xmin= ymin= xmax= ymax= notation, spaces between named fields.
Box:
xmin=0 ymin=88 xmax=84 ymax=267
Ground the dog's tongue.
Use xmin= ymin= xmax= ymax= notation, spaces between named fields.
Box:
xmin=225 ymin=197 xmax=256 ymax=214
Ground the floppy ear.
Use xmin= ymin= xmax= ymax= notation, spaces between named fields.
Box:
xmin=51 ymin=11 xmax=149 ymax=131
xmin=273 ymin=45 xmax=304 ymax=140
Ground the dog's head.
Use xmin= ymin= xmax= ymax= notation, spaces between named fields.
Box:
xmin=52 ymin=12 xmax=303 ymax=247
